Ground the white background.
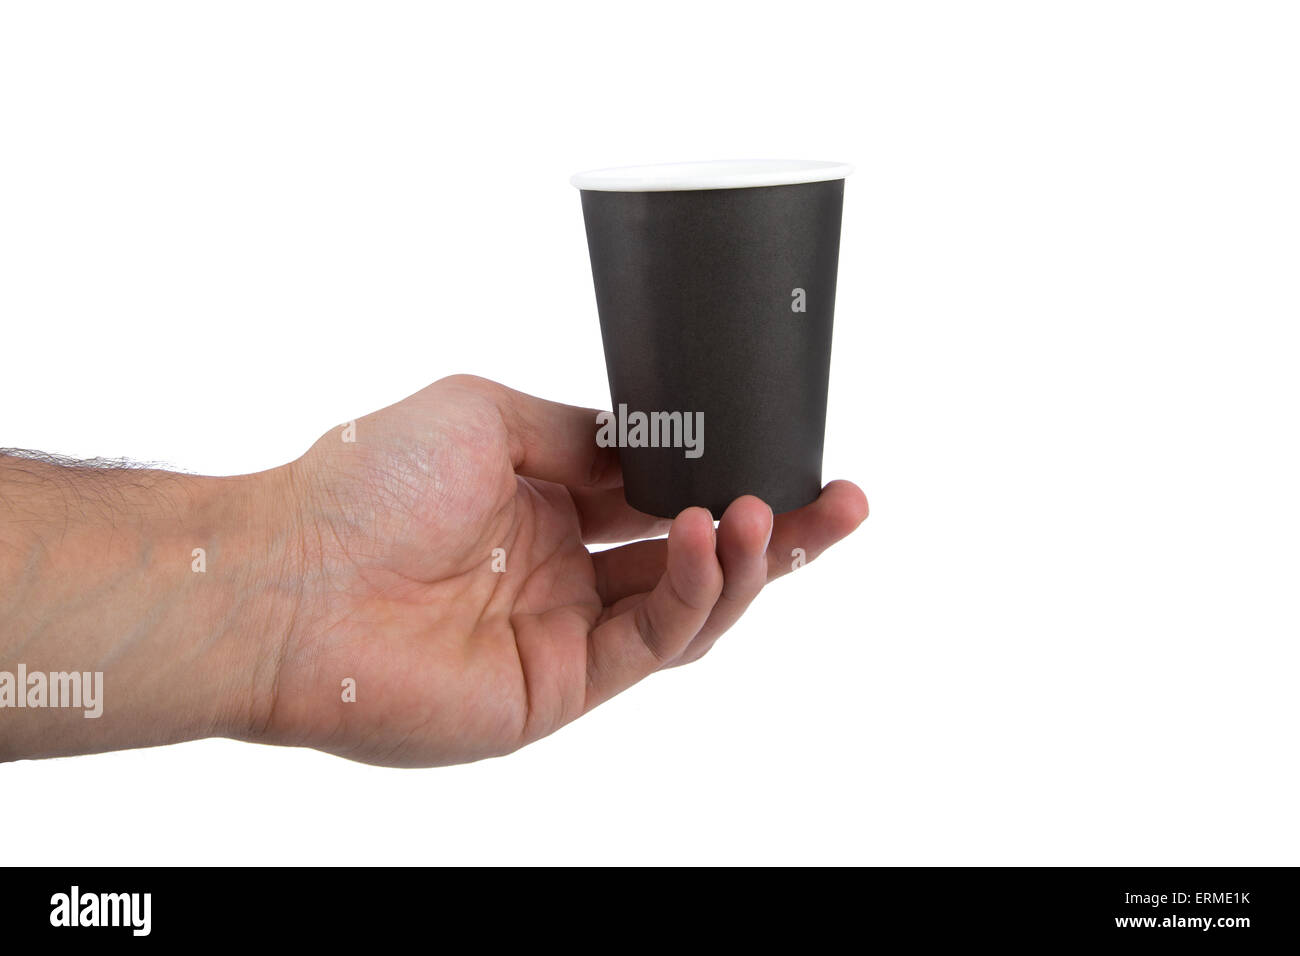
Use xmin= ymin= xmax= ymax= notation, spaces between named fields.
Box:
xmin=2 ymin=1 xmax=1297 ymax=865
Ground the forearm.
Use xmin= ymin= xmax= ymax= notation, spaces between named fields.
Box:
xmin=0 ymin=454 xmax=298 ymax=760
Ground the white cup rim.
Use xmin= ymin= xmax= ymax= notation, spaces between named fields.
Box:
xmin=570 ymin=159 xmax=853 ymax=192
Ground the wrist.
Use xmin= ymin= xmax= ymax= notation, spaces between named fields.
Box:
xmin=174 ymin=466 xmax=305 ymax=744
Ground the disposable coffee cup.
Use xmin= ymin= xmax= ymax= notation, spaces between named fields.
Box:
xmin=573 ymin=159 xmax=850 ymax=518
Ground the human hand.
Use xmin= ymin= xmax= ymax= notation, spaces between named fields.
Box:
xmin=0 ymin=376 xmax=867 ymax=767
xmin=258 ymin=376 xmax=869 ymax=766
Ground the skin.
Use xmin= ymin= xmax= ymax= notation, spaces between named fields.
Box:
xmin=0 ymin=375 xmax=868 ymax=767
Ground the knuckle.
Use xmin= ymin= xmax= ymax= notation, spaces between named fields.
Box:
xmin=634 ymin=602 xmax=670 ymax=665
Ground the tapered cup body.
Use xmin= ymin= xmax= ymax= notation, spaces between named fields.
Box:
xmin=576 ymin=161 xmax=847 ymax=518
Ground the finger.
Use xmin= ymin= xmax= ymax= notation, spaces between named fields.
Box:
xmin=584 ymin=507 xmax=722 ymax=709
xmin=765 ymin=480 xmax=869 ymax=580
xmin=591 ymin=480 xmax=869 ymax=605
xmin=570 ymin=486 xmax=673 ymax=544
xmin=433 ymin=375 xmax=622 ymax=490
xmin=669 ymin=495 xmax=773 ymax=667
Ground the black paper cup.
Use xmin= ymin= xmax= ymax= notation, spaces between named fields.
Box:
xmin=573 ymin=159 xmax=850 ymax=518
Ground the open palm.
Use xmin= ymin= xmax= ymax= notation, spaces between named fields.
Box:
xmin=259 ymin=376 xmax=867 ymax=767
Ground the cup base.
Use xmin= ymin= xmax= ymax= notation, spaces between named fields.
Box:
xmin=621 ymin=460 xmax=823 ymax=519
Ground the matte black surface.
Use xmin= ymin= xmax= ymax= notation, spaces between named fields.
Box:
xmin=580 ymin=179 xmax=844 ymax=517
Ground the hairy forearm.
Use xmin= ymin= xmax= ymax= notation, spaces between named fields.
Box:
xmin=0 ymin=454 xmax=298 ymax=760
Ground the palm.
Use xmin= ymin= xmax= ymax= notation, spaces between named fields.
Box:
xmin=263 ymin=376 xmax=867 ymax=767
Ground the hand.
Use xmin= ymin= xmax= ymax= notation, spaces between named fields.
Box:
xmin=259 ymin=376 xmax=869 ymax=766
xmin=0 ymin=375 xmax=867 ymax=767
